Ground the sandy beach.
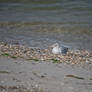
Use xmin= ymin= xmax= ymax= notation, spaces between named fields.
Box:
xmin=0 ymin=56 xmax=92 ymax=92
xmin=0 ymin=0 xmax=92 ymax=91
xmin=0 ymin=43 xmax=92 ymax=92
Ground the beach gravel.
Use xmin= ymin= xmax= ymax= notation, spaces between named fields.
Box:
xmin=0 ymin=43 xmax=92 ymax=92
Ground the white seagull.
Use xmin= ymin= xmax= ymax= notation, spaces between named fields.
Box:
xmin=51 ymin=43 xmax=68 ymax=55
xmin=51 ymin=43 xmax=61 ymax=54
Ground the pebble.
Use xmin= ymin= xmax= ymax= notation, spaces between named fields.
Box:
xmin=0 ymin=42 xmax=92 ymax=65
xmin=86 ymin=60 xmax=91 ymax=64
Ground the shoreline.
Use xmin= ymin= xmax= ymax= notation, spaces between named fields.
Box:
xmin=0 ymin=42 xmax=92 ymax=92
xmin=0 ymin=42 xmax=92 ymax=65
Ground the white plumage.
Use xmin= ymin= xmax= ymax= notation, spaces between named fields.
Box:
xmin=51 ymin=43 xmax=61 ymax=54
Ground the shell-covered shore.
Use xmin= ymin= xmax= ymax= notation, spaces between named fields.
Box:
xmin=0 ymin=42 xmax=92 ymax=64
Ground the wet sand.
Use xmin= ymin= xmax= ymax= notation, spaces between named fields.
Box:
xmin=0 ymin=56 xmax=92 ymax=92
xmin=0 ymin=43 xmax=92 ymax=92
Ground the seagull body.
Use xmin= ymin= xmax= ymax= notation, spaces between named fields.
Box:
xmin=52 ymin=43 xmax=61 ymax=54
xmin=51 ymin=43 xmax=68 ymax=55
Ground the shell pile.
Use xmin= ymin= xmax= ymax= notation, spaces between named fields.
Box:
xmin=0 ymin=42 xmax=92 ymax=64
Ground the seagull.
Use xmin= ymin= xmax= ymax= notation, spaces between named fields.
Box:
xmin=51 ymin=43 xmax=68 ymax=55
xmin=51 ymin=43 xmax=61 ymax=54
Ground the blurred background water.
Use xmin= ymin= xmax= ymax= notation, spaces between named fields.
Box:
xmin=0 ymin=0 xmax=92 ymax=49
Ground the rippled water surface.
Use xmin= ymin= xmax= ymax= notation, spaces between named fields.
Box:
xmin=0 ymin=0 xmax=92 ymax=49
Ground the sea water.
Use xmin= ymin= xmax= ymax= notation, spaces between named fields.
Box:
xmin=0 ymin=0 xmax=92 ymax=49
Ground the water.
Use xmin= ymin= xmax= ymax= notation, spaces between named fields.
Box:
xmin=0 ymin=0 xmax=92 ymax=49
